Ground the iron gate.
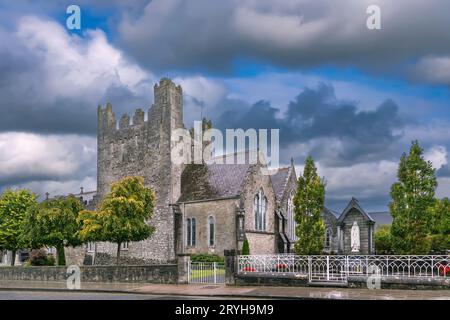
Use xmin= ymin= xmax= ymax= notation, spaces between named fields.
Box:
xmin=188 ymin=262 xmax=225 ymax=284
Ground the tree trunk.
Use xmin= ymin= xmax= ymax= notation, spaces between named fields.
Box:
xmin=116 ymin=243 xmax=121 ymax=266
xmin=56 ymin=244 xmax=66 ymax=266
xmin=93 ymin=243 xmax=97 ymax=266
xmin=10 ymin=250 xmax=16 ymax=266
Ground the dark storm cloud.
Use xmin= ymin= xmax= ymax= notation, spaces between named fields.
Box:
xmin=116 ymin=0 xmax=450 ymax=84
xmin=213 ymin=83 xmax=405 ymax=166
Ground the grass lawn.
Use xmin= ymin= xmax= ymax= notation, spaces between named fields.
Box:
xmin=190 ymin=268 xmax=225 ymax=280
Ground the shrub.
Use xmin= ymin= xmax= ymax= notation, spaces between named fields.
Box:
xmin=241 ymin=239 xmax=250 ymax=255
xmin=190 ymin=253 xmax=224 ymax=263
xmin=428 ymin=234 xmax=450 ymax=254
xmin=374 ymin=225 xmax=393 ymax=254
xmin=28 ymin=249 xmax=55 ymax=266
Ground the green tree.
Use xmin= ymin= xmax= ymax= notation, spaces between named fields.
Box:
xmin=78 ymin=176 xmax=156 ymax=265
xmin=23 ymin=196 xmax=84 ymax=266
xmin=374 ymin=225 xmax=393 ymax=254
xmin=0 ymin=189 xmax=37 ymax=266
xmin=427 ymin=197 xmax=450 ymax=253
xmin=241 ymin=239 xmax=250 ymax=255
xmin=293 ymin=156 xmax=326 ymax=255
xmin=390 ymin=141 xmax=437 ymax=254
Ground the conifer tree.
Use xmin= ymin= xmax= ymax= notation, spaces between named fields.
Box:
xmin=390 ymin=141 xmax=437 ymax=254
xmin=293 ymin=156 xmax=326 ymax=255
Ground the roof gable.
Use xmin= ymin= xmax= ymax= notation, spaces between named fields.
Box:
xmin=337 ymin=197 xmax=375 ymax=223
xmin=270 ymin=167 xmax=290 ymax=201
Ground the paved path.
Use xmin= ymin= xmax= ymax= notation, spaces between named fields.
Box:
xmin=0 ymin=280 xmax=449 ymax=300
xmin=0 ymin=290 xmax=231 ymax=300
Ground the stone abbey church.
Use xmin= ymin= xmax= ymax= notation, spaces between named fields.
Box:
xmin=68 ymin=78 xmax=389 ymax=265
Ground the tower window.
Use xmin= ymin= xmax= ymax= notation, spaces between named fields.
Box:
xmin=325 ymin=228 xmax=332 ymax=248
xmin=208 ymin=216 xmax=215 ymax=247
xmin=187 ymin=218 xmax=196 ymax=246
xmin=254 ymin=189 xmax=267 ymax=231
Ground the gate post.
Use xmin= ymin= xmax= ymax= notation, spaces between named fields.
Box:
xmin=177 ymin=253 xmax=190 ymax=284
xmin=224 ymin=250 xmax=237 ymax=285
xmin=326 ymin=256 xmax=330 ymax=281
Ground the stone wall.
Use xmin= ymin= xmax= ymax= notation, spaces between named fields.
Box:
xmin=348 ymin=276 xmax=450 ymax=290
xmin=0 ymin=265 xmax=178 ymax=283
xmin=96 ymin=78 xmax=183 ymax=263
xmin=236 ymin=273 xmax=308 ymax=287
xmin=182 ymin=198 xmax=238 ymax=256
xmin=65 ymin=246 xmax=86 ymax=266
xmin=242 ymin=164 xmax=277 ymax=254
xmin=235 ymin=273 xmax=449 ymax=290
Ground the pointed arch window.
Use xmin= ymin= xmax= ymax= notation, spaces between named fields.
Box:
xmin=187 ymin=218 xmax=196 ymax=247
xmin=325 ymin=228 xmax=332 ymax=248
xmin=254 ymin=189 xmax=267 ymax=231
xmin=287 ymin=190 xmax=296 ymax=241
xmin=208 ymin=216 xmax=215 ymax=247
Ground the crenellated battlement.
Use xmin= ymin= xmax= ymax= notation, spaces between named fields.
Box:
xmin=98 ymin=105 xmax=149 ymax=133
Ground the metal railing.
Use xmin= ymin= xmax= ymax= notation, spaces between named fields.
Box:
xmin=188 ymin=262 xmax=225 ymax=284
xmin=238 ymin=255 xmax=450 ymax=282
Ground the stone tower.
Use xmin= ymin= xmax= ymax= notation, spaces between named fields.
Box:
xmin=96 ymin=78 xmax=183 ymax=262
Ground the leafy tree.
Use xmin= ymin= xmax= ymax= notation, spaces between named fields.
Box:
xmin=374 ymin=225 xmax=393 ymax=254
xmin=241 ymin=239 xmax=250 ymax=255
xmin=427 ymin=198 xmax=450 ymax=253
xmin=22 ymin=195 xmax=84 ymax=266
xmin=293 ymin=156 xmax=326 ymax=255
xmin=78 ymin=176 xmax=155 ymax=265
xmin=0 ymin=189 xmax=37 ymax=266
xmin=390 ymin=141 xmax=437 ymax=254
xmin=428 ymin=197 xmax=450 ymax=235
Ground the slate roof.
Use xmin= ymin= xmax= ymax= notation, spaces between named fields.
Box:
xmin=178 ymin=163 xmax=252 ymax=202
xmin=270 ymin=167 xmax=290 ymax=201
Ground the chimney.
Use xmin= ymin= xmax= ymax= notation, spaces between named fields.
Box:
xmin=80 ymin=187 xmax=84 ymax=194
xmin=45 ymin=192 xmax=49 ymax=200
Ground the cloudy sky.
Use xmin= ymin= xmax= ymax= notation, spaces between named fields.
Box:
xmin=0 ymin=0 xmax=449 ymax=211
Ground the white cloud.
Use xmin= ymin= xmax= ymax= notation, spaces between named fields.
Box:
xmin=0 ymin=132 xmax=96 ymax=189
xmin=436 ymin=177 xmax=450 ymax=199
xmin=15 ymin=16 xmax=151 ymax=105
xmin=413 ymin=56 xmax=450 ymax=85
xmin=424 ymin=145 xmax=447 ymax=170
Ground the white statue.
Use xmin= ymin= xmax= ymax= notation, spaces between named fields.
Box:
xmin=351 ymin=221 xmax=360 ymax=253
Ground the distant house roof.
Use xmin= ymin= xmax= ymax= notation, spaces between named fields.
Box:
xmin=368 ymin=211 xmax=392 ymax=227
xmin=323 ymin=207 xmax=339 ymax=221
xmin=178 ymin=163 xmax=252 ymax=202
xmin=270 ymin=167 xmax=290 ymax=201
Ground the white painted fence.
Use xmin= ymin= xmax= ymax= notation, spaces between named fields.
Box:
xmin=188 ymin=262 xmax=225 ymax=284
xmin=238 ymin=255 xmax=450 ymax=283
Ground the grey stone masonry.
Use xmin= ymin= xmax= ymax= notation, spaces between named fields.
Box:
xmin=96 ymin=78 xmax=184 ymax=263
